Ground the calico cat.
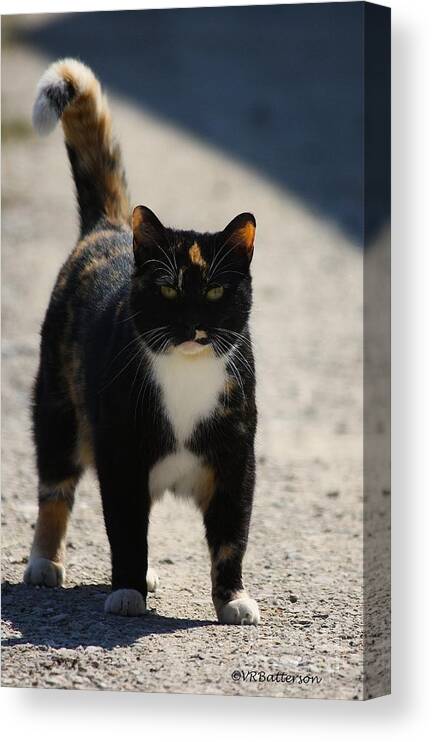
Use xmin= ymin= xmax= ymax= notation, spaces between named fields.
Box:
xmin=24 ymin=59 xmax=260 ymax=625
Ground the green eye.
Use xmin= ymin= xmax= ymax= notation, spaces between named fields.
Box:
xmin=206 ymin=286 xmax=224 ymax=301
xmin=160 ymin=285 xmax=178 ymax=300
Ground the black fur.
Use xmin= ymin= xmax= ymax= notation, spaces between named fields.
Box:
xmin=44 ymin=79 xmax=75 ymax=117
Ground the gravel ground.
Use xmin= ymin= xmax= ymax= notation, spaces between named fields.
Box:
xmin=1 ymin=35 xmax=379 ymax=700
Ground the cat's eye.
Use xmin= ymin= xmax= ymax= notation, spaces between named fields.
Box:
xmin=206 ymin=286 xmax=224 ymax=301
xmin=160 ymin=285 xmax=178 ymax=300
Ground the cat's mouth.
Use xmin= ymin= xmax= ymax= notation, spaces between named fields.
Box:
xmin=175 ymin=340 xmax=212 ymax=357
xmin=173 ymin=329 xmax=212 ymax=357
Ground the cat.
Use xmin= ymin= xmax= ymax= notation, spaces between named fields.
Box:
xmin=23 ymin=58 xmax=260 ymax=625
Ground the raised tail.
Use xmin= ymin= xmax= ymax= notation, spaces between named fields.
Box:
xmin=33 ymin=58 xmax=130 ymax=236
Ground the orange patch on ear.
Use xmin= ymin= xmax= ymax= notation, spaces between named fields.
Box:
xmin=131 ymin=205 xmax=166 ymax=260
xmin=235 ymin=221 xmax=255 ymax=255
xmin=132 ymin=205 xmax=144 ymax=235
xmin=132 ymin=206 xmax=144 ymax=253
xmin=189 ymin=242 xmax=207 ymax=269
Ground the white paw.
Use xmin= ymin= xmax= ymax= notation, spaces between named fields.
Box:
xmin=23 ymin=557 xmax=65 ymax=587
xmin=146 ymin=567 xmax=159 ymax=592
xmin=217 ymin=597 xmax=260 ymax=626
xmin=104 ymin=589 xmax=147 ymax=616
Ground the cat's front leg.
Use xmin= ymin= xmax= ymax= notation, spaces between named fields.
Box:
xmin=202 ymin=459 xmax=260 ymax=626
xmin=96 ymin=431 xmax=150 ymax=616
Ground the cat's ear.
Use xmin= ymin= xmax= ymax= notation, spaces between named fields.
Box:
xmin=221 ymin=213 xmax=256 ymax=262
xmin=132 ymin=205 xmax=166 ymax=265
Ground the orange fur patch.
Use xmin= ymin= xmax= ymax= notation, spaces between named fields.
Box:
xmin=224 ymin=377 xmax=237 ymax=397
xmin=235 ymin=222 xmax=255 ymax=255
xmin=216 ymin=544 xmax=236 ymax=562
xmin=195 ymin=465 xmax=216 ymax=513
xmin=209 ymin=543 xmax=244 ymax=610
xmin=31 ymin=497 xmax=73 ymax=563
xmin=59 ymin=61 xmax=129 ymax=224
xmin=189 ymin=242 xmax=207 ymax=269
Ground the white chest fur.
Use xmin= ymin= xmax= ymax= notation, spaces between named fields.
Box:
xmin=148 ymin=350 xmax=226 ymax=501
xmin=150 ymin=350 xmax=226 ymax=443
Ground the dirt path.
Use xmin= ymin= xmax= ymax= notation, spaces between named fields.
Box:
xmin=2 ymin=39 xmax=366 ymax=699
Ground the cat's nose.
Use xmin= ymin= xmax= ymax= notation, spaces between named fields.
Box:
xmin=184 ymin=325 xmax=208 ymax=343
xmin=194 ymin=329 xmax=209 ymax=345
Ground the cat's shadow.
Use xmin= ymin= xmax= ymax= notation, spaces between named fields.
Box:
xmin=1 ymin=581 xmax=215 ymax=650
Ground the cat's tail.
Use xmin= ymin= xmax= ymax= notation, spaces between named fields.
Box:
xmin=32 ymin=58 xmax=129 ymax=236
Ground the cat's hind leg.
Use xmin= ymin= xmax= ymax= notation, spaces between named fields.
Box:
xmin=24 ymin=484 xmax=77 ymax=587
xmin=24 ymin=372 xmax=82 ymax=587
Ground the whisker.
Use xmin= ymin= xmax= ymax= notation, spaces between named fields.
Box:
xmin=106 ymin=334 xmax=142 ymax=369
xmin=140 ymin=329 xmax=170 ymax=350
xmin=141 ymin=325 xmax=169 ymax=338
xmin=212 ymin=337 xmax=246 ymax=401
xmin=214 ymin=335 xmax=252 ymax=388
xmin=141 ymin=258 xmax=176 ymax=280
xmin=214 ymin=327 xmax=253 ymax=342
xmin=132 ymin=353 xmax=147 ymax=421
xmin=103 ymin=325 xmax=168 ymax=384
xmin=116 ymin=309 xmax=143 ymax=324
xmin=224 ymin=344 xmax=254 ymax=378
xmin=99 ymin=343 xmax=144 ymax=392
xmin=212 ymin=327 xmax=254 ymax=354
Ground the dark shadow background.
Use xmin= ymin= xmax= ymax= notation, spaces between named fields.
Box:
xmin=21 ymin=2 xmax=390 ymax=245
